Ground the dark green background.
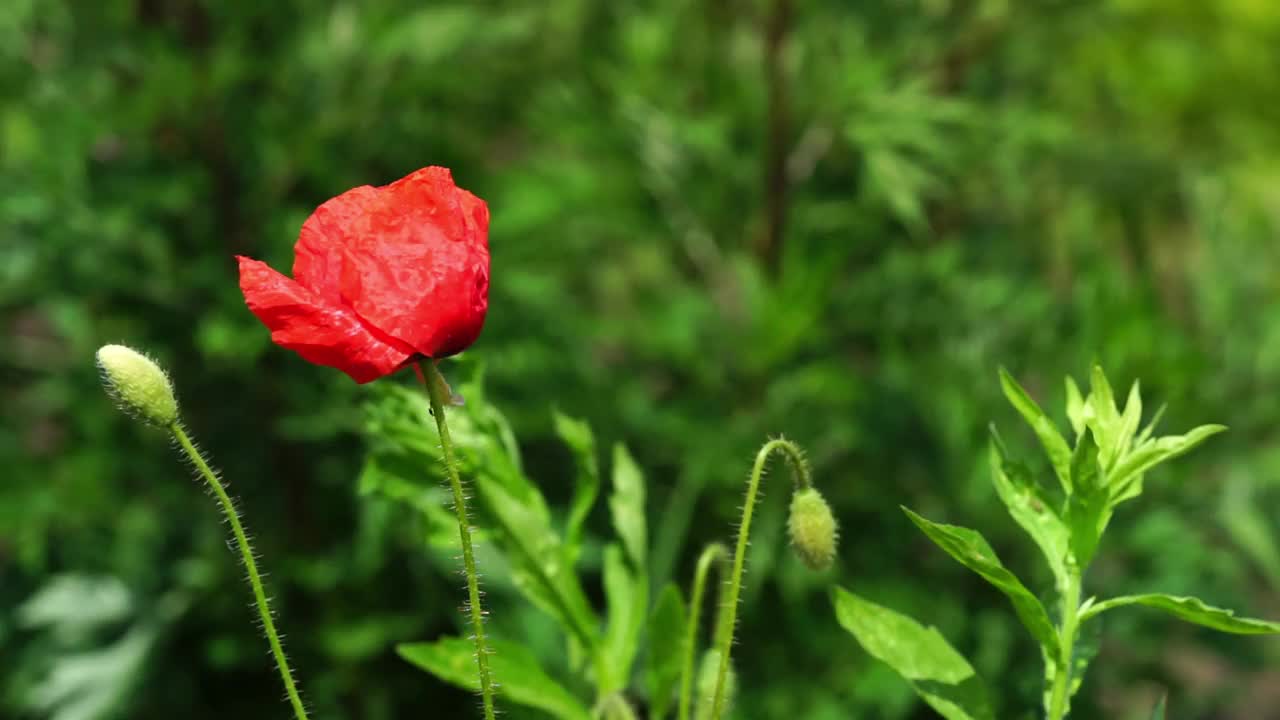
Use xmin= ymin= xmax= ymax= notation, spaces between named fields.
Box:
xmin=5 ymin=1 xmax=1280 ymax=718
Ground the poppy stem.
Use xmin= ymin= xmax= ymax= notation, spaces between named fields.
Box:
xmin=169 ymin=423 xmax=310 ymax=720
xmin=418 ymin=360 xmax=497 ymax=720
xmin=710 ymin=438 xmax=810 ymax=720
xmin=678 ymin=542 xmax=730 ymax=720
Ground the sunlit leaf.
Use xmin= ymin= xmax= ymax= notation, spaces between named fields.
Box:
xmin=1079 ymin=593 xmax=1280 ymax=634
xmin=553 ymin=410 xmax=599 ymax=565
xmin=1000 ymin=368 xmax=1072 ymax=494
xmin=601 ymin=544 xmax=647 ymax=693
xmin=903 ymin=508 xmax=1060 ymax=657
xmin=610 ymin=443 xmax=647 ymax=567
xmin=1114 ymin=381 xmax=1143 ymax=463
xmin=1065 ymin=376 xmax=1087 ymax=440
xmin=988 ymin=431 xmax=1069 ymax=588
xmin=399 ymin=637 xmax=592 ymax=720
xmin=832 ymin=587 xmax=994 ymax=720
xmin=1109 ymin=425 xmax=1227 ymax=501
xmin=1066 ymin=429 xmax=1109 ymax=568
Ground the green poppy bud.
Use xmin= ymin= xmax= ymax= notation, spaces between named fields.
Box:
xmin=694 ymin=649 xmax=736 ymax=720
xmin=96 ymin=344 xmax=179 ymax=427
xmin=788 ymin=487 xmax=838 ymax=571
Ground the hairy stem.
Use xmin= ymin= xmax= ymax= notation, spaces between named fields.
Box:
xmin=418 ymin=360 xmax=497 ymax=720
xmin=1047 ymin=570 xmax=1082 ymax=720
xmin=679 ymin=543 xmax=730 ymax=720
xmin=711 ymin=438 xmax=810 ymax=720
xmin=170 ymin=424 xmax=309 ymax=720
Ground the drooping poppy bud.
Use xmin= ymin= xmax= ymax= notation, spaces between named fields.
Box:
xmin=237 ymin=166 xmax=489 ymax=383
xmin=787 ymin=487 xmax=838 ymax=571
xmin=96 ymin=344 xmax=179 ymax=427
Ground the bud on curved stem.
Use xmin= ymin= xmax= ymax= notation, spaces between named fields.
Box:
xmin=95 ymin=345 xmax=309 ymax=720
xmin=679 ymin=543 xmax=730 ymax=720
xmin=710 ymin=437 xmax=834 ymax=720
xmin=788 ymin=487 xmax=838 ymax=571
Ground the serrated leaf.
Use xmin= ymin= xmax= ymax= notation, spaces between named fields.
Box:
xmin=1079 ymin=593 xmax=1280 ymax=634
xmin=832 ymin=587 xmax=994 ymax=720
xmin=1109 ymin=425 xmax=1227 ymax=501
xmin=601 ymin=544 xmax=648 ymax=693
xmin=645 ymin=584 xmax=686 ymax=720
xmin=987 ymin=432 xmax=1069 ymax=589
xmin=1000 ymin=368 xmax=1072 ymax=494
xmin=553 ymin=410 xmax=599 ymax=565
xmin=610 ymin=443 xmax=647 ymax=567
xmin=399 ymin=637 xmax=592 ymax=720
xmin=903 ymin=508 xmax=1060 ymax=657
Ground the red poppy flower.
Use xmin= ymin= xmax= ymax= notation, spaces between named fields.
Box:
xmin=237 ymin=166 xmax=489 ymax=383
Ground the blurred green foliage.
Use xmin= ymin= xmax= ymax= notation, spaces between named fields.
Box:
xmin=4 ymin=1 xmax=1280 ymax=719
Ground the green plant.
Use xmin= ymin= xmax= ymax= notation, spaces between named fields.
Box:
xmin=708 ymin=439 xmax=837 ymax=719
xmin=95 ymin=345 xmax=310 ymax=720
xmin=361 ymin=368 xmax=837 ymax=719
xmin=834 ymin=366 xmax=1280 ymax=719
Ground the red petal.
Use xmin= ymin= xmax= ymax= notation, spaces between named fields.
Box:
xmin=334 ymin=167 xmax=490 ymax=357
xmin=237 ymin=256 xmax=413 ymax=383
xmin=292 ymin=184 xmax=381 ymax=303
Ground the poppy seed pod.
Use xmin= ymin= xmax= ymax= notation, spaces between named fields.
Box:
xmin=788 ymin=487 xmax=838 ymax=571
xmin=96 ymin=344 xmax=179 ymax=427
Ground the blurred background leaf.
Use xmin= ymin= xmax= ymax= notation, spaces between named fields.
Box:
xmin=5 ymin=1 xmax=1280 ymax=719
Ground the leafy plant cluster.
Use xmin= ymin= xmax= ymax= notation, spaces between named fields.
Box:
xmin=838 ymin=367 xmax=1279 ymax=719
xmin=100 ymin=332 xmax=1280 ymax=720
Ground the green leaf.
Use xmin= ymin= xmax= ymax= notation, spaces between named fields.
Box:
xmin=1079 ymin=593 xmax=1280 ymax=634
xmin=1065 ymin=430 xmax=1109 ymax=568
xmin=645 ymin=584 xmax=687 ymax=720
xmin=479 ymin=478 xmax=601 ymax=649
xmin=1109 ymin=424 xmax=1227 ymax=501
xmin=1000 ymin=368 xmax=1072 ymax=494
xmin=987 ymin=431 xmax=1069 ymax=589
xmin=1113 ymin=381 xmax=1143 ymax=464
xmin=399 ymin=637 xmax=592 ymax=720
xmin=364 ymin=385 xmax=602 ymax=649
xmin=1065 ymin=376 xmax=1086 ymax=440
xmin=903 ymin=508 xmax=1060 ymax=657
xmin=1150 ymin=693 xmax=1167 ymax=720
xmin=601 ymin=544 xmax=648 ymax=693
xmin=610 ymin=443 xmax=648 ymax=567
xmin=832 ymin=587 xmax=994 ymax=720
xmin=1135 ymin=403 xmax=1167 ymax=447
xmin=1085 ymin=365 xmax=1123 ymax=468
xmin=26 ymin=624 xmax=157 ymax=720
xmin=1221 ymin=475 xmax=1280 ymax=588
xmin=553 ymin=410 xmax=599 ymax=565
